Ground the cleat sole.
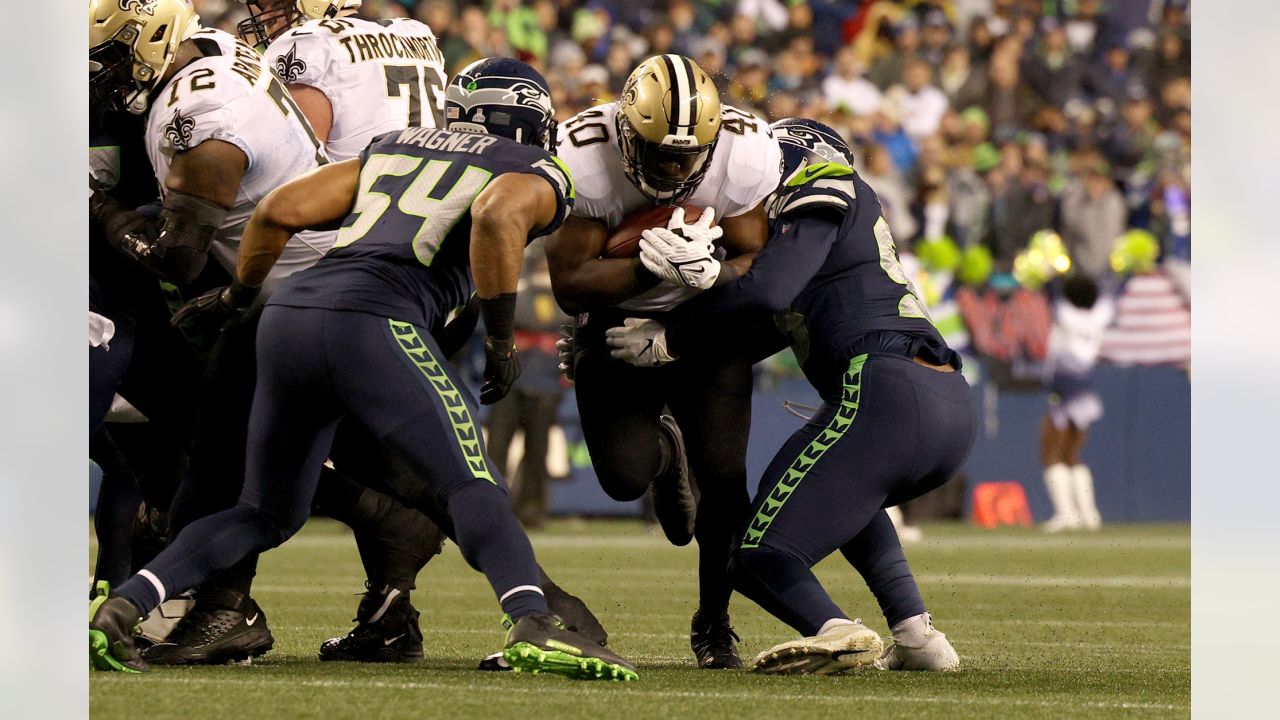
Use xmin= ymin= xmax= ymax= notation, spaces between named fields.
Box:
xmin=502 ymin=642 xmax=638 ymax=682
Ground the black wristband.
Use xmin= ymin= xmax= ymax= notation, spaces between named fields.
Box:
xmin=478 ymin=293 xmax=518 ymax=342
xmin=224 ymin=278 xmax=260 ymax=309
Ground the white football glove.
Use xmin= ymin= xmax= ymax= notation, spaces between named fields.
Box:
xmin=605 ymin=317 xmax=676 ymax=367
xmin=668 ymin=206 xmax=723 ymax=245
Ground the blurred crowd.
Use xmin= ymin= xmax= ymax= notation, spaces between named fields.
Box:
xmin=194 ymin=0 xmax=1190 ymax=279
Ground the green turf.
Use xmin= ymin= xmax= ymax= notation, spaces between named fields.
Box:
xmin=90 ymin=519 xmax=1189 ymax=719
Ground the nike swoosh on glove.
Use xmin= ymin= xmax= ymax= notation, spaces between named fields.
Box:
xmin=604 ymin=317 xmax=676 ymax=367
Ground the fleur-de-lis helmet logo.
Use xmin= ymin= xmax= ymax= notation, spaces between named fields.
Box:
xmin=164 ymin=111 xmax=196 ymax=149
xmin=273 ymin=45 xmax=307 ymax=84
xmin=118 ymin=0 xmax=159 ymax=15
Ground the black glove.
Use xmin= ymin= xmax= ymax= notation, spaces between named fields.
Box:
xmin=91 ymin=188 xmax=160 ymax=269
xmin=556 ymin=323 xmax=576 ymax=382
xmin=170 ymin=280 xmax=260 ymax=332
xmin=480 ymin=335 xmax=520 ymax=405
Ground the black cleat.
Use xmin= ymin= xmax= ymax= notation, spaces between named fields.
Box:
xmin=691 ymin=609 xmax=742 ymax=669
xmin=89 ymin=582 xmax=148 ymax=673
xmin=542 ymin=574 xmax=609 ymax=647
xmin=502 ymin=613 xmax=639 ymax=681
xmin=652 ymin=414 xmax=696 ymax=547
xmin=142 ymin=595 xmax=273 ymax=665
xmin=320 ymin=586 xmax=424 ymax=663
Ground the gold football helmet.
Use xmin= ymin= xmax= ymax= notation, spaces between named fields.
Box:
xmin=617 ymin=54 xmax=721 ymax=203
xmin=89 ymin=0 xmax=201 ymax=114
xmin=238 ymin=1 xmax=362 ymax=47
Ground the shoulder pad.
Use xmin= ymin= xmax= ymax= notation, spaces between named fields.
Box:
xmin=265 ymin=28 xmax=334 ymax=86
xmin=768 ymin=162 xmax=858 ymax=219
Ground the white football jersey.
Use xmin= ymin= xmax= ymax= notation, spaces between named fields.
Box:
xmin=144 ymin=29 xmax=334 ymax=289
xmin=556 ymin=102 xmax=783 ymax=311
xmin=264 ymin=17 xmax=447 ymax=161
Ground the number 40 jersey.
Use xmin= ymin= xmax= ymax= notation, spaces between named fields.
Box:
xmin=556 ymin=102 xmax=782 ymax=311
xmin=264 ymin=16 xmax=447 ymax=162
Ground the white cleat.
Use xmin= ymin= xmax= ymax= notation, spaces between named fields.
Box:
xmin=876 ymin=613 xmax=960 ymax=672
xmin=1041 ymin=513 xmax=1084 ymax=533
xmin=752 ymin=619 xmax=883 ymax=675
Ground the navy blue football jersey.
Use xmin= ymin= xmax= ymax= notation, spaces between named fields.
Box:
xmin=666 ymin=161 xmax=955 ymax=397
xmin=269 ymin=127 xmax=574 ymax=329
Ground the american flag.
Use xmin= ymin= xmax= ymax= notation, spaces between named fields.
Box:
xmin=1099 ymin=269 xmax=1191 ymax=367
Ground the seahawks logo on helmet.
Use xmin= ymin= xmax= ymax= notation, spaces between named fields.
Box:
xmin=446 ymin=77 xmax=553 ymax=120
xmin=273 ymin=45 xmax=307 ymax=84
xmin=163 ymin=111 xmax=196 ymax=149
xmin=118 ymin=0 xmax=159 ymax=15
xmin=773 ymin=123 xmax=851 ymax=166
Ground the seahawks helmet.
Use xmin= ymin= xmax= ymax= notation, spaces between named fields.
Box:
xmin=617 ymin=55 xmax=721 ymax=204
xmin=89 ymin=0 xmax=201 ymax=115
xmin=444 ymin=58 xmax=556 ymax=151
xmin=237 ymin=1 xmax=362 ymax=47
xmin=770 ymin=118 xmax=855 ymax=180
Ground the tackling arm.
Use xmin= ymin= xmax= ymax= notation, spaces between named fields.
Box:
xmin=664 ymin=210 xmax=841 ymax=357
xmin=236 ymin=158 xmax=359 ymax=288
xmin=469 ymin=172 xmax=561 ymax=404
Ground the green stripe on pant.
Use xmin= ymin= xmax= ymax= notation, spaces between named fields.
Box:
xmin=387 ymin=318 xmax=496 ymax=485
xmin=740 ymin=354 xmax=867 ymax=549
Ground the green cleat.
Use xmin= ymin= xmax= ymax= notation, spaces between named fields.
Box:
xmin=501 ymin=613 xmax=639 ymax=681
xmin=89 ymin=581 xmax=148 ymax=673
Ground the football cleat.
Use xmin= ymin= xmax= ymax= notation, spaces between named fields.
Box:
xmin=876 ymin=613 xmax=961 ymax=672
xmin=320 ymin=586 xmax=424 ymax=663
xmin=502 ymin=613 xmax=639 ymax=681
xmin=752 ymin=619 xmax=883 ymax=675
xmin=651 ymin=414 xmax=696 ymax=547
xmin=690 ymin=609 xmax=742 ymax=669
xmin=136 ymin=592 xmax=196 ymax=648
xmin=544 ymin=575 xmax=609 ymax=647
xmin=477 ymin=651 xmax=511 ymax=671
xmin=142 ymin=595 xmax=273 ymax=665
xmin=89 ymin=582 xmax=148 ymax=673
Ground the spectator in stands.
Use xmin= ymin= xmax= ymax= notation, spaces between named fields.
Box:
xmin=919 ymin=8 xmax=954 ymax=73
xmin=1023 ymin=19 xmax=1081 ymax=110
xmin=823 ymin=46 xmax=883 ymax=117
xmin=868 ymin=14 xmax=922 ymax=90
xmin=939 ymin=46 xmax=988 ymax=114
xmin=888 ymin=59 xmax=950 ymax=144
xmin=862 ymin=142 xmax=919 ymax=247
xmin=1059 ymin=159 xmax=1126 ymax=279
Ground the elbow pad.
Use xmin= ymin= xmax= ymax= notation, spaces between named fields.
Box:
xmin=153 ymin=190 xmax=229 ymax=284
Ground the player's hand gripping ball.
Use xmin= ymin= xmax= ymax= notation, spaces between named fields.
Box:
xmin=640 ymin=207 xmax=724 ymax=291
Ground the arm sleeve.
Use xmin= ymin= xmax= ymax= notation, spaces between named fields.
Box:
xmin=665 ymin=210 xmax=841 ymax=356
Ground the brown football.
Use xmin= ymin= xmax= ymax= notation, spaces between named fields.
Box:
xmin=601 ymin=204 xmax=709 ymax=258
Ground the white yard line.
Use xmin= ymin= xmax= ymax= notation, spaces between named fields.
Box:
xmin=104 ymin=675 xmax=1186 ymax=712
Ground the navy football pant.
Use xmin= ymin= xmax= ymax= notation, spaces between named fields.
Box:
xmin=728 ymin=354 xmax=975 ymax=636
xmin=116 ymin=307 xmax=547 ymax=619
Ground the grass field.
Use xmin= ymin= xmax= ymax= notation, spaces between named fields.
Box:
xmin=89 ymin=519 xmax=1190 ymax=719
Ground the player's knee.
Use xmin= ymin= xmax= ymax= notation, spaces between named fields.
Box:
xmin=241 ymin=503 xmax=307 ymax=550
xmin=594 ymin=462 xmax=658 ymax=501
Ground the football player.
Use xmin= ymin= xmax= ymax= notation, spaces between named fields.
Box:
xmin=240 ymin=0 xmax=607 ymax=662
xmin=243 ymin=0 xmax=448 ymax=161
xmin=89 ymin=0 xmax=339 ymax=664
xmin=546 ymin=54 xmax=782 ymax=669
xmin=606 ymin=119 xmax=974 ymax=673
xmin=90 ymin=58 xmax=639 ymax=682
